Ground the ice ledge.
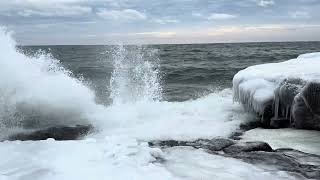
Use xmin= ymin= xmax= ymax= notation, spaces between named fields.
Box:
xmin=233 ymin=52 xmax=320 ymax=130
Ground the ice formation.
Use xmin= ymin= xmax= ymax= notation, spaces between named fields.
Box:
xmin=233 ymin=52 xmax=320 ymax=129
xmin=0 ymin=138 xmax=296 ymax=180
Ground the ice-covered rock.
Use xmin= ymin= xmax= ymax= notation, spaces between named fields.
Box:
xmin=292 ymin=82 xmax=320 ymax=130
xmin=233 ymin=52 xmax=320 ymax=130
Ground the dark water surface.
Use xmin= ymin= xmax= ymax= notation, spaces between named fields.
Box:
xmin=20 ymin=42 xmax=320 ymax=103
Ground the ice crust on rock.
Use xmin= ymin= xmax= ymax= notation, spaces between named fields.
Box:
xmin=233 ymin=52 xmax=320 ymax=128
xmin=0 ymin=138 xmax=297 ymax=180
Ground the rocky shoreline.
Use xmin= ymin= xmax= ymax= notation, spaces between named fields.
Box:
xmin=150 ymin=137 xmax=320 ymax=179
xmin=3 ymin=122 xmax=320 ymax=179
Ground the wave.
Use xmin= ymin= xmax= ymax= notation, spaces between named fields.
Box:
xmin=0 ymin=28 xmax=251 ymax=140
xmin=0 ymin=28 xmax=103 ymax=135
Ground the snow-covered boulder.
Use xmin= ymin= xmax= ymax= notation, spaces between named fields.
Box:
xmin=233 ymin=52 xmax=320 ymax=130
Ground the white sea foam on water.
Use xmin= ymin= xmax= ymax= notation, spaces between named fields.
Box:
xmin=0 ymin=29 xmax=297 ymax=179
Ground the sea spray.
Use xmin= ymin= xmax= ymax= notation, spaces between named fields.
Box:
xmin=0 ymin=29 xmax=250 ymax=141
xmin=93 ymin=45 xmax=249 ymax=139
xmin=0 ymin=28 xmax=101 ymax=134
xmin=109 ymin=45 xmax=162 ymax=104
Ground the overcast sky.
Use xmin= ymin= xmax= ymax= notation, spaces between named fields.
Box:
xmin=1 ymin=0 xmax=320 ymax=45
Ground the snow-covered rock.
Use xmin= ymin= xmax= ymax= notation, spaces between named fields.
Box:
xmin=233 ymin=52 xmax=320 ymax=130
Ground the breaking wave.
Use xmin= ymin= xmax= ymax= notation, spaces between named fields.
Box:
xmin=0 ymin=28 xmax=250 ymax=140
xmin=0 ymin=28 xmax=102 ymax=133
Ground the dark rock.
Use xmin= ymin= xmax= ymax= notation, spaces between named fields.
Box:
xmin=8 ymin=125 xmax=93 ymax=141
xmin=270 ymin=117 xmax=290 ymax=128
xmin=152 ymin=140 xmax=190 ymax=147
xmin=228 ymin=149 xmax=320 ymax=179
xmin=195 ymin=138 xmax=235 ymax=151
xmin=293 ymin=82 xmax=320 ymax=130
xmin=302 ymin=82 xmax=320 ymax=115
xmin=150 ymin=138 xmax=320 ymax=179
xmin=150 ymin=138 xmax=235 ymax=151
xmin=261 ymin=103 xmax=273 ymax=128
xmin=229 ymin=131 xmax=243 ymax=140
xmin=239 ymin=120 xmax=261 ymax=131
xmin=230 ymin=120 xmax=261 ymax=140
xmin=223 ymin=141 xmax=273 ymax=154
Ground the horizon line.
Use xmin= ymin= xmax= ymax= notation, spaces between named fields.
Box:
xmin=18 ymin=40 xmax=320 ymax=47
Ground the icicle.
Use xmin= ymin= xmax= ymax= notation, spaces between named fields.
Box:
xmin=274 ymin=95 xmax=279 ymax=119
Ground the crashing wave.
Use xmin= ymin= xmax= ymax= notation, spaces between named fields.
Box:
xmin=0 ymin=28 xmax=103 ymax=135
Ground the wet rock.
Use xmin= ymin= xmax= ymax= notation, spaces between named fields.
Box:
xmin=150 ymin=140 xmax=191 ymax=147
xmin=229 ymin=149 xmax=320 ymax=179
xmin=223 ymin=141 xmax=273 ymax=154
xmin=230 ymin=120 xmax=261 ymax=140
xmin=239 ymin=120 xmax=261 ymax=131
xmin=293 ymin=82 xmax=320 ymax=130
xmin=8 ymin=125 xmax=93 ymax=141
xmin=229 ymin=131 xmax=243 ymax=140
xmin=150 ymin=138 xmax=235 ymax=151
xmin=195 ymin=138 xmax=235 ymax=151
xmin=261 ymin=103 xmax=273 ymax=128
xmin=151 ymin=138 xmax=320 ymax=179
xmin=270 ymin=118 xmax=290 ymax=129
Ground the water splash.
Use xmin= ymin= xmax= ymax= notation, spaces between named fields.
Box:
xmin=109 ymin=45 xmax=162 ymax=104
xmin=0 ymin=28 xmax=100 ymax=133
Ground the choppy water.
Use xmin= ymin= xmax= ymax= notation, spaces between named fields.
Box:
xmin=20 ymin=42 xmax=320 ymax=103
xmin=2 ymin=26 xmax=320 ymax=140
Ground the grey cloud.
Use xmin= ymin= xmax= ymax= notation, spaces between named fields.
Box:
xmin=97 ymin=9 xmax=147 ymax=21
xmin=0 ymin=0 xmax=319 ymax=44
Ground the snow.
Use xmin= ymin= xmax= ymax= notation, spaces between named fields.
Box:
xmin=0 ymin=138 xmax=297 ymax=180
xmin=241 ymin=128 xmax=320 ymax=155
xmin=233 ymin=52 xmax=320 ymax=114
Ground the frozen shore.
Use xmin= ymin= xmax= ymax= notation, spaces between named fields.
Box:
xmin=233 ymin=52 xmax=320 ymax=129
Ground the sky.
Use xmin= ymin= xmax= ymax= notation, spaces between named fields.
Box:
xmin=0 ymin=0 xmax=320 ymax=45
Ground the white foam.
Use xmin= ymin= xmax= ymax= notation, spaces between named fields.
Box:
xmin=233 ymin=52 xmax=320 ymax=114
xmin=0 ymin=28 xmax=106 ymax=134
xmin=94 ymin=89 xmax=254 ymax=141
